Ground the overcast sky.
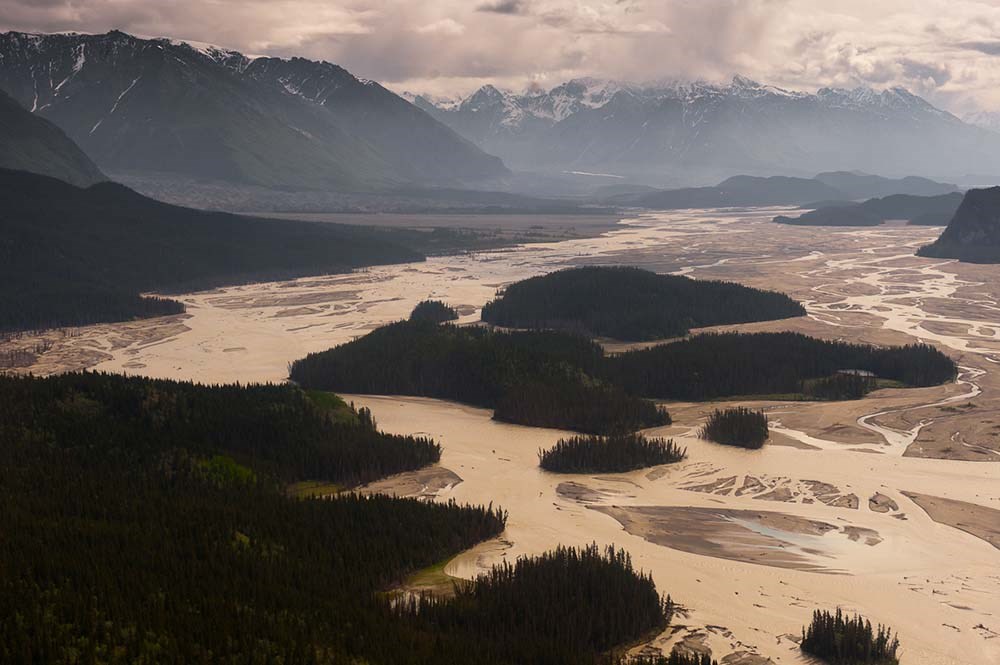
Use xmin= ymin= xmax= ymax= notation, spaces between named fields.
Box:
xmin=6 ymin=0 xmax=1000 ymax=113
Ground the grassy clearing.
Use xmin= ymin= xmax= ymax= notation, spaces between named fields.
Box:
xmin=287 ymin=480 xmax=344 ymax=499
xmin=305 ymin=389 xmax=359 ymax=425
xmin=400 ymin=556 xmax=468 ymax=598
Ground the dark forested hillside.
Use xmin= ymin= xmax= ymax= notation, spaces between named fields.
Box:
xmin=918 ymin=187 xmax=1000 ymax=263
xmin=0 ymin=87 xmax=105 ymax=187
xmin=539 ymin=433 xmax=686 ymax=473
xmin=0 ymin=371 xmax=683 ymax=664
xmin=289 ymin=320 xmax=668 ymax=434
xmin=0 ymin=168 xmax=422 ymax=331
xmin=480 ymin=266 xmax=805 ymax=341
xmin=606 ymin=332 xmax=956 ymax=401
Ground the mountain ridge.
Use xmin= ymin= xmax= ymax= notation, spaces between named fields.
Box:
xmin=0 ymin=30 xmax=506 ymax=191
xmin=416 ymin=76 xmax=1000 ymax=182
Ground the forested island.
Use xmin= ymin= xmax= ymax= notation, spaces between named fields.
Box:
xmin=411 ymin=299 xmax=460 ymax=323
xmin=289 ymin=320 xmax=669 ymax=435
xmin=292 ymin=324 xmax=956 ymax=430
xmin=0 ymin=371 xmax=685 ymax=664
xmin=395 ymin=545 xmax=673 ymax=663
xmin=480 ymin=266 xmax=805 ymax=341
xmin=801 ymin=610 xmax=900 ymax=665
xmin=539 ymin=433 xmax=686 ymax=473
xmin=699 ymin=408 xmax=769 ymax=449
xmin=607 ymin=332 xmax=956 ymax=401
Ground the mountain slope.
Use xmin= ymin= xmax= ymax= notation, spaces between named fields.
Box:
xmin=918 ymin=188 xmax=1000 ymax=262
xmin=421 ymin=76 xmax=1000 ymax=181
xmin=0 ymin=87 xmax=104 ymax=186
xmin=0 ymin=167 xmax=423 ymax=331
xmin=0 ymin=31 xmax=505 ymax=190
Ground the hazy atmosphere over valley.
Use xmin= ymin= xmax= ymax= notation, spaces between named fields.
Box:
xmin=2 ymin=2 xmax=1000 ymax=665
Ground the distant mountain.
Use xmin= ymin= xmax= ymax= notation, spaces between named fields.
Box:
xmin=619 ymin=175 xmax=845 ymax=209
xmin=418 ymin=76 xmax=1000 ymax=181
xmin=604 ymin=171 xmax=961 ymax=210
xmin=918 ymin=188 xmax=1000 ymax=262
xmin=0 ymin=31 xmax=505 ymax=191
xmin=775 ymin=192 xmax=963 ymax=226
xmin=0 ymin=87 xmax=104 ymax=186
xmin=0 ymin=168 xmax=423 ymax=331
xmin=963 ymin=111 xmax=1000 ymax=135
xmin=812 ymin=171 xmax=958 ymax=199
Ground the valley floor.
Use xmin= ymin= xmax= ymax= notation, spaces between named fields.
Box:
xmin=5 ymin=208 xmax=1000 ymax=664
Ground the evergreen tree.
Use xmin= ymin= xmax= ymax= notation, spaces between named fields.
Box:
xmin=699 ymin=408 xmax=769 ymax=449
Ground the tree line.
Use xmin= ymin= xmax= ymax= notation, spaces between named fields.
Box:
xmin=699 ymin=407 xmax=769 ymax=449
xmin=801 ymin=609 xmax=900 ymax=665
xmin=480 ymin=266 xmax=805 ymax=341
xmin=539 ymin=433 xmax=686 ymax=473
xmin=411 ymin=299 xmax=459 ymax=323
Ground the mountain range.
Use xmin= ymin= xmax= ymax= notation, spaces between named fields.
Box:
xmin=0 ymin=30 xmax=505 ymax=191
xmin=413 ymin=77 xmax=1000 ymax=183
xmin=604 ymin=171 xmax=958 ymax=209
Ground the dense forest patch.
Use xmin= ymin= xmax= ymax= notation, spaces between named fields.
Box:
xmin=699 ymin=408 xmax=769 ymax=449
xmin=395 ymin=545 xmax=673 ymax=663
xmin=480 ymin=266 xmax=805 ymax=341
xmin=291 ymin=324 xmax=955 ymax=433
xmin=411 ymin=299 xmax=460 ymax=323
xmin=607 ymin=332 xmax=956 ymax=401
xmin=801 ymin=609 xmax=900 ymax=665
xmin=289 ymin=320 xmax=669 ymax=435
xmin=0 ymin=371 xmax=440 ymax=487
xmin=0 ymin=371 xmax=684 ymax=663
xmin=539 ymin=433 xmax=686 ymax=473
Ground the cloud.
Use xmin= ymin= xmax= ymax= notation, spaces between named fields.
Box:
xmin=415 ymin=18 xmax=465 ymax=35
xmin=4 ymin=0 xmax=1000 ymax=112
xmin=956 ymin=40 xmax=1000 ymax=56
xmin=476 ymin=0 xmax=528 ymax=14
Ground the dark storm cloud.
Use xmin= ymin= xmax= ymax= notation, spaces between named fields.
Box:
xmin=476 ymin=0 xmax=529 ymax=15
xmin=956 ymin=40 xmax=1000 ymax=56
